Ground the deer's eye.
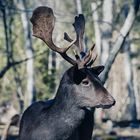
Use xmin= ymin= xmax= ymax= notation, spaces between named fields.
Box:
xmin=81 ymin=79 xmax=90 ymax=86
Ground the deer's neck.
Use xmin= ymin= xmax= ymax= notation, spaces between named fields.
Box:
xmin=44 ymin=85 xmax=85 ymax=140
xmin=50 ymin=99 xmax=85 ymax=126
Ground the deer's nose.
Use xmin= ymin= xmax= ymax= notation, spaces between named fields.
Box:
xmin=107 ymin=95 xmax=116 ymax=106
xmin=112 ymin=99 xmax=116 ymax=106
xmin=101 ymin=94 xmax=116 ymax=108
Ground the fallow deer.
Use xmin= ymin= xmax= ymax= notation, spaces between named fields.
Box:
xmin=19 ymin=6 xmax=115 ymax=140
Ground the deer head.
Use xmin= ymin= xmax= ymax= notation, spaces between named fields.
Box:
xmin=30 ymin=6 xmax=115 ymax=109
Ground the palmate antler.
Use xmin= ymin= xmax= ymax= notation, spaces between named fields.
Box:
xmin=30 ymin=6 xmax=97 ymax=69
xmin=30 ymin=6 xmax=77 ymax=65
xmin=64 ymin=14 xmax=97 ymax=68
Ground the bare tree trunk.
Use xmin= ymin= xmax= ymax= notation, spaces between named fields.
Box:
xmin=0 ymin=0 xmax=11 ymax=65
xmin=93 ymin=0 xmax=113 ymax=123
xmin=91 ymin=1 xmax=102 ymax=60
xmin=0 ymin=0 xmax=24 ymax=114
xmin=19 ymin=0 xmax=35 ymax=109
xmin=100 ymin=0 xmax=113 ymax=64
xmin=47 ymin=0 xmax=59 ymax=94
xmin=132 ymin=60 xmax=140 ymax=119
xmin=48 ymin=50 xmax=53 ymax=75
xmin=12 ymin=67 xmax=24 ymax=113
xmin=75 ymin=0 xmax=82 ymax=14
xmin=123 ymin=39 xmax=137 ymax=120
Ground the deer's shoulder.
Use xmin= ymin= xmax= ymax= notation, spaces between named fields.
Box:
xmin=21 ymin=99 xmax=54 ymax=123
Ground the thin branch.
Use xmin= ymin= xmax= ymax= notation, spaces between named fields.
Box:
xmin=0 ymin=49 xmax=48 ymax=78
xmin=1 ymin=3 xmax=11 ymax=64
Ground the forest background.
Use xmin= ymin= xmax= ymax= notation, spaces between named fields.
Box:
xmin=0 ymin=0 xmax=140 ymax=139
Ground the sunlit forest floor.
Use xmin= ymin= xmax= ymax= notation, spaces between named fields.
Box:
xmin=0 ymin=125 xmax=140 ymax=140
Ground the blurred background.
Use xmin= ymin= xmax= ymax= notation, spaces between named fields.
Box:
xmin=0 ymin=0 xmax=140 ymax=139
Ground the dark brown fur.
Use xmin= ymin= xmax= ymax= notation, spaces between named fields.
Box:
xmin=19 ymin=66 xmax=115 ymax=140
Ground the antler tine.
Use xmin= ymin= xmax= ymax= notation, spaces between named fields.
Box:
xmin=76 ymin=50 xmax=92 ymax=69
xmin=73 ymin=14 xmax=85 ymax=54
xmin=30 ymin=6 xmax=77 ymax=65
xmin=84 ymin=50 xmax=92 ymax=64
xmin=64 ymin=32 xmax=73 ymax=42
xmin=64 ymin=33 xmax=97 ymax=69
xmin=63 ymin=39 xmax=77 ymax=52
xmin=90 ymin=43 xmax=97 ymax=63
xmin=46 ymin=39 xmax=77 ymax=65
xmin=64 ymin=32 xmax=80 ymax=53
xmin=72 ymin=49 xmax=80 ymax=60
xmin=77 ymin=43 xmax=97 ymax=69
xmin=86 ymin=54 xmax=98 ymax=67
xmin=85 ymin=44 xmax=97 ymax=66
xmin=64 ymin=14 xmax=86 ymax=61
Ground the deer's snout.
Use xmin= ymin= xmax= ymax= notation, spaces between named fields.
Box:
xmin=95 ymin=93 xmax=115 ymax=109
xmin=101 ymin=94 xmax=116 ymax=109
xmin=106 ymin=94 xmax=116 ymax=105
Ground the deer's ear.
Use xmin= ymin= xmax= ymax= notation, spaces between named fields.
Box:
xmin=91 ymin=65 xmax=104 ymax=76
xmin=73 ymin=67 xmax=86 ymax=84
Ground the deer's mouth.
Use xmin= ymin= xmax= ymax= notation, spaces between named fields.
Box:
xmin=95 ymin=100 xmax=116 ymax=109
xmin=95 ymin=94 xmax=116 ymax=109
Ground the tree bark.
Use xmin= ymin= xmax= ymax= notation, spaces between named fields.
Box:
xmin=132 ymin=60 xmax=140 ymax=119
xmin=100 ymin=0 xmax=113 ymax=64
xmin=19 ymin=0 xmax=35 ymax=108
xmin=91 ymin=2 xmax=102 ymax=57
xmin=75 ymin=0 xmax=82 ymax=14
xmin=0 ymin=0 xmax=11 ymax=71
xmin=123 ymin=39 xmax=137 ymax=120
